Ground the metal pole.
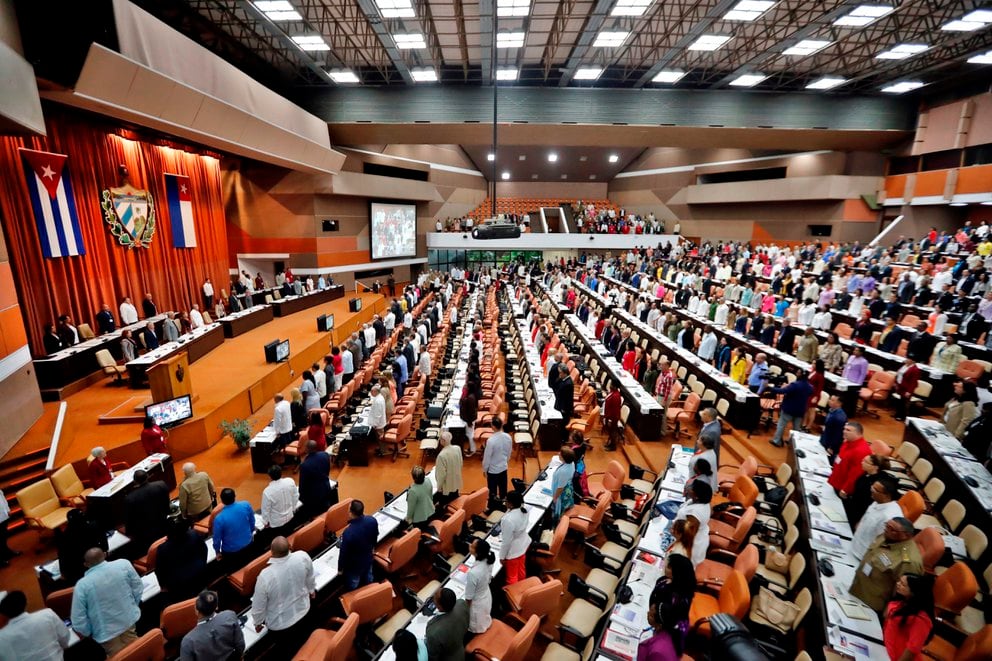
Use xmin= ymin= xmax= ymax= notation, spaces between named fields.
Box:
xmin=491 ymin=10 xmax=497 ymax=219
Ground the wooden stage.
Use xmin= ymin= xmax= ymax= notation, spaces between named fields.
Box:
xmin=7 ymin=290 xmax=387 ymax=467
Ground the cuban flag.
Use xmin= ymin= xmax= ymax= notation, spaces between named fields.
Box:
xmin=164 ymin=173 xmax=197 ymax=248
xmin=20 ymin=148 xmax=85 ymax=258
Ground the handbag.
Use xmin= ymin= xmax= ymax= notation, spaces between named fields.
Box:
xmin=756 ymin=518 xmax=784 ymax=548
xmin=765 ymin=551 xmax=789 ymax=573
xmin=752 ymin=587 xmax=802 ymax=633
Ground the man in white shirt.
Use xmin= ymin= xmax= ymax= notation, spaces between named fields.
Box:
xmin=482 ymin=418 xmax=512 ymax=503
xmin=797 ymin=300 xmax=817 ymax=326
xmin=363 ymin=323 xmax=376 ymax=353
xmin=119 ymin=297 xmax=138 ymax=325
xmin=202 ymin=279 xmax=214 ymax=308
xmin=369 ymin=385 xmax=388 ymax=454
xmin=261 ymin=465 xmax=298 ymax=539
xmin=311 ymin=364 xmax=327 ymax=406
xmin=190 ymin=304 xmax=205 ymax=329
xmin=340 ymin=347 xmax=354 ymax=384
xmin=383 ymin=310 xmax=396 ymax=332
xmin=849 ymin=475 xmax=903 ymax=560
xmin=251 ymin=537 xmax=315 ymax=654
xmin=417 ymin=346 xmax=432 ymax=383
xmin=714 ymin=301 xmax=730 ymax=326
xmin=273 ymin=393 xmax=293 ymax=448
xmin=0 ymin=590 xmax=71 ymax=661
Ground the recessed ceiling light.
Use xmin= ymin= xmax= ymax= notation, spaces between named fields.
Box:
xmin=950 ymin=202 xmax=969 ymax=207
xmin=834 ymin=5 xmax=894 ymax=27
xmin=579 ymin=156 xmax=588 ymax=162
xmin=611 ymin=0 xmax=652 ymax=17
xmin=375 ymin=0 xmax=415 ymax=18
xmin=501 ymin=171 xmax=511 ymax=180
xmin=805 ymin=77 xmax=847 ymax=90
xmin=688 ymin=35 xmax=731 ymax=51
xmin=518 ymin=155 xmax=526 ymax=161
xmin=531 ymin=174 xmax=539 ymax=179
xmin=487 ymin=153 xmax=495 ymax=161
xmin=496 ymin=32 xmax=526 ymax=48
xmin=254 ymin=1 xmax=302 ymax=21
xmin=983 ymin=201 xmax=992 ymax=206
xmin=943 ymin=20 xmax=987 ymax=31
xmin=782 ymin=39 xmax=831 ymax=56
xmin=496 ymin=68 xmax=518 ymax=80
xmin=574 ymin=67 xmax=604 ymax=80
xmin=291 ymin=35 xmax=330 ymax=51
xmin=497 ymin=0 xmax=530 ymax=17
xmin=652 ymin=70 xmax=685 ymax=83
xmin=881 ymin=81 xmax=924 ymax=94
xmin=723 ymin=1 xmax=775 ymax=21
xmin=561 ymin=174 xmax=568 ymax=179
xmin=548 ymin=153 xmax=558 ymax=162
xmin=609 ymin=154 xmax=619 ymax=163
xmin=968 ymin=50 xmax=992 ymax=65
xmin=729 ymin=73 xmax=767 ymax=87
xmin=962 ymin=9 xmax=992 ymax=23
xmin=394 ymin=33 xmax=427 ymax=49
xmin=876 ymin=43 xmax=928 ymax=60
xmin=594 ymin=31 xmax=629 ymax=48
xmin=410 ymin=68 xmax=437 ymax=82
xmin=589 ymin=175 xmax=597 ymax=180
xmin=328 ymin=69 xmax=360 ymax=84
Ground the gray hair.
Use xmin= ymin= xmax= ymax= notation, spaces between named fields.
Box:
xmin=182 ymin=462 xmax=196 ymax=476
xmin=440 ymin=431 xmax=453 ymax=446
xmin=91 ymin=446 xmax=105 ymax=458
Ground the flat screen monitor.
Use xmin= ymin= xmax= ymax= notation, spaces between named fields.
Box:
xmin=325 ymin=314 xmax=334 ymax=331
xmin=317 ymin=314 xmax=327 ymax=332
xmin=145 ymin=395 xmax=193 ymax=428
xmin=275 ymin=339 xmax=290 ymax=362
xmin=264 ymin=339 xmax=281 ymax=363
xmin=370 ymin=201 xmax=417 ymax=260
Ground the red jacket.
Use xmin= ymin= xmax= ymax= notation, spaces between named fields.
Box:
xmin=604 ymin=389 xmax=622 ymax=422
xmin=828 ymin=437 xmax=872 ymax=495
xmin=896 ymin=364 xmax=921 ymax=398
xmin=622 ymin=350 xmax=637 ymax=374
xmin=88 ymin=457 xmax=113 ymax=488
xmin=140 ymin=426 xmax=167 ymax=456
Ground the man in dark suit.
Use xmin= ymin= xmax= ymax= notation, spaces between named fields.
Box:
xmin=124 ymin=469 xmax=171 ymax=557
xmin=299 ymin=441 xmax=332 ymax=519
xmin=553 ymin=363 xmax=574 ymax=445
xmin=775 ymin=319 xmax=799 ymax=355
xmin=877 ymin=318 xmax=905 ymax=354
xmin=142 ymin=322 xmax=160 ymax=351
xmin=142 ymin=293 xmax=158 ymax=319
xmin=882 ymin=294 xmax=903 ymax=321
xmin=759 ymin=320 xmax=776 ymax=347
xmin=959 ymin=304 xmax=988 ymax=342
xmin=425 ymin=588 xmax=469 ymax=661
xmin=96 ymin=303 xmax=116 ymax=334
xmin=42 ymin=323 xmax=63 ymax=356
xmin=907 ymin=322 xmax=938 ymax=363
xmin=613 ymin=330 xmax=634 ymax=362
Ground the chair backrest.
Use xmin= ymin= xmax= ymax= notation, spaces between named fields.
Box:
xmin=789 ymin=588 xmax=813 ymax=633
xmin=140 ymin=536 xmax=168 ymax=573
xmin=384 ymin=528 xmax=421 ymax=572
xmin=957 ymin=625 xmax=992 ymax=661
xmin=718 ymin=570 xmax=751 ymax=619
xmin=392 ymin=414 xmax=414 ymax=442
xmin=781 ymin=501 xmax=800 ymax=528
xmin=45 ymin=587 xmax=74 ymax=620
xmin=956 ymin=360 xmax=985 ymax=381
xmin=943 ymin=499 xmax=966 ymax=533
xmin=782 ymin=524 xmax=800 ymax=554
xmin=548 ymin=515 xmax=570 ymax=556
xmin=229 ymin=552 xmax=272 ymax=597
xmin=914 ymin=527 xmax=946 ymax=572
xmin=870 ymin=439 xmax=893 ymax=457
xmin=911 ymin=459 xmax=933 ymax=484
xmin=518 ymin=578 xmax=563 ymax=620
xmin=728 ymin=475 xmax=759 ymax=508
xmin=160 ymin=597 xmax=198 ymax=641
xmin=324 ymin=498 xmax=355 ymax=536
xmin=897 ymin=442 xmax=920 ymax=466
xmin=730 ymin=507 xmax=757 ymax=547
xmin=775 ymin=463 xmax=793 ymax=487
xmin=109 ymin=628 xmax=166 ymax=661
xmin=898 ymin=490 xmax=925 ymax=522
xmin=50 ymin=464 xmax=85 ymax=500
xmin=289 ymin=517 xmax=326 ymax=554
xmin=587 ymin=491 xmax=612 ymax=533
xmin=16 ymin=479 xmax=60 ymax=520
xmin=500 ymin=614 xmax=541 ymax=661
xmin=199 ymin=502 xmax=225 ymax=535
xmin=787 ymin=552 xmax=807 ymax=588
xmin=739 ymin=456 xmax=758 ymax=479
xmin=78 ymin=323 xmax=96 ymax=339
xmin=960 ymin=524 xmax=988 ymax=561
xmin=934 ymin=561 xmax=978 ymax=615
xmin=461 ymin=487 xmax=490 ymax=520
xmin=436 ymin=509 xmax=466 ymax=555
xmin=602 ymin=461 xmax=626 ymax=498
xmin=292 ymin=630 xmax=334 ymax=661
xmin=734 ymin=544 xmax=760 ymax=581
xmin=924 ymin=478 xmax=945 ymax=506
xmin=683 ymin=393 xmax=702 ymax=414
xmin=95 ymin=349 xmax=117 ymax=371
xmin=341 ymin=581 xmax=393 ymax=624
xmin=328 ymin=612 xmax=360 ymax=661
xmin=868 ymin=371 xmax=896 ymax=390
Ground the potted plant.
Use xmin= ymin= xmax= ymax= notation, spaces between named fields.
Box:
xmin=220 ymin=418 xmax=254 ymax=450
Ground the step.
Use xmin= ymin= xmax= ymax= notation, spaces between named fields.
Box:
xmin=0 ymin=447 xmax=49 ymax=472
xmin=0 ymin=455 xmax=49 ymax=485
xmin=0 ymin=466 xmax=49 ymax=494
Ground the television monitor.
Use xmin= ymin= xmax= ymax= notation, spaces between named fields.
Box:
xmin=317 ymin=314 xmax=327 ymax=332
xmin=369 ymin=201 xmax=417 ymax=260
xmin=275 ymin=339 xmax=290 ymax=362
xmin=145 ymin=395 xmax=193 ymax=428
xmin=264 ymin=339 xmax=280 ymax=363
xmin=325 ymin=314 xmax=334 ymax=331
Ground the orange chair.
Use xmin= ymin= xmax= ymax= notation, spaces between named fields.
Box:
xmin=338 ymin=581 xmax=393 ymax=625
xmin=914 ymin=527 xmax=946 ymax=573
xmin=423 ymin=509 xmax=465 ymax=557
xmin=324 ymin=498 xmax=354 ymax=538
xmin=859 ymin=371 xmax=896 ymax=417
xmin=289 ymin=517 xmax=326 ymax=554
xmin=227 ymin=552 xmax=271 ymax=597
xmin=716 ymin=456 xmax=758 ymax=491
xmin=133 ymin=536 xmax=167 ymax=575
xmin=695 ymin=544 xmax=759 ymax=588
xmin=503 ymin=577 xmax=564 ymax=626
xmin=923 ymin=625 xmax=992 ymax=661
xmin=292 ymin=612 xmax=359 ymax=661
xmin=709 ymin=506 xmax=757 ymax=554
xmin=193 ymin=503 xmax=224 ymax=536
xmin=534 ymin=516 xmax=570 ymax=576
xmin=689 ymin=570 xmax=751 ymax=636
xmin=898 ymin=490 xmax=925 ymax=523
xmin=160 ymin=597 xmax=198 ymax=643
xmin=667 ymin=393 xmax=701 ymax=437
xmin=956 ymin=360 xmax=986 ymax=383
xmin=45 ymin=587 xmax=74 ymax=620
xmin=373 ymin=527 xmax=420 ymax=577
xmin=871 ymin=439 xmax=894 ymax=457
xmin=714 ymin=475 xmax=759 ymax=509
xmin=447 ymin=487 xmax=489 ymax=521
xmin=565 ymin=491 xmax=612 ymax=543
xmin=586 ymin=460 xmax=626 ymax=502
xmin=466 ymin=614 xmax=540 ymax=661
xmin=108 ymin=628 xmax=165 ymax=661
xmin=934 ymin=562 xmax=979 ymax=618
xmin=381 ymin=413 xmax=413 ymax=460
xmin=50 ymin=464 xmax=94 ymax=507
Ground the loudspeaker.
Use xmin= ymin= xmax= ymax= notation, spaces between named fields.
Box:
xmin=349 ymin=298 xmax=362 ymax=313
xmin=321 ymin=219 xmax=339 ymax=232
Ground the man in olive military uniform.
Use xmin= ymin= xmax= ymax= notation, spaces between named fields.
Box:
xmin=849 ymin=517 xmax=923 ymax=612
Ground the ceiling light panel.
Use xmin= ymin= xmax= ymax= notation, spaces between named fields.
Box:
xmin=328 ymin=69 xmax=360 ymax=83
xmin=487 ymin=153 xmax=495 ymax=161
xmin=254 ymin=1 xmax=302 ymax=21
xmin=805 ymin=77 xmax=847 ymax=90
xmin=394 ymin=33 xmax=427 ymax=49
xmin=410 ymin=68 xmax=437 ymax=82
xmin=876 ymin=43 xmax=928 ymax=60
xmin=942 ymin=9 xmax=992 ymax=31
xmin=729 ymin=73 xmax=766 ymax=87
xmin=574 ymin=67 xmax=604 ymax=80
xmin=881 ymin=81 xmax=924 ymax=94
xmin=496 ymin=68 xmax=519 ymax=80
xmin=651 ymin=70 xmax=685 ymax=83
xmin=611 ymin=0 xmax=652 ymax=17
xmin=834 ymin=5 xmax=894 ymax=27
xmin=688 ymin=35 xmax=732 ymax=51
xmin=375 ymin=0 xmax=415 ymax=18
xmin=497 ymin=0 xmax=530 ymax=17
xmin=594 ymin=31 xmax=630 ymax=47
xmin=548 ymin=153 xmax=558 ymax=162
xmin=501 ymin=172 xmax=511 ymax=180
xmin=496 ymin=32 xmax=526 ymax=48
xmin=782 ymin=39 xmax=831 ymax=56
xmin=968 ymin=50 xmax=992 ymax=64
xmin=608 ymin=154 xmax=619 ymax=163
xmin=291 ymin=35 xmax=330 ymax=51
xmin=723 ymin=1 xmax=775 ymax=22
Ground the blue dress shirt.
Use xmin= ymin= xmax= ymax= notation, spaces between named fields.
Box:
xmin=70 ymin=559 xmax=143 ymax=643
xmin=212 ymin=501 xmax=255 ymax=554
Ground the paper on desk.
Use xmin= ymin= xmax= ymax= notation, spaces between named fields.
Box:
xmin=828 ymin=625 xmax=888 ymax=661
xmin=603 ymin=627 xmax=641 ymax=661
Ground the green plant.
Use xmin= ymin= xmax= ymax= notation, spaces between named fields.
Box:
xmin=220 ymin=418 xmax=254 ymax=449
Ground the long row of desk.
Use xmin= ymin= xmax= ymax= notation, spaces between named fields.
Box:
xmin=125 ymin=323 xmax=225 ymax=387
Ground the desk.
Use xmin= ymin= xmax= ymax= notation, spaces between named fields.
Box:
xmin=125 ymin=323 xmax=224 ymax=387
xmin=221 ymin=305 xmax=274 ymax=338
xmin=86 ymin=454 xmax=177 ymax=530
xmin=440 ymin=289 xmax=481 ymax=445
xmin=271 ymin=286 xmax=344 ymax=317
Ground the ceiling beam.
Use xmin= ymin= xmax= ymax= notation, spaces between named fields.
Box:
xmin=239 ymin=0 xmax=339 ymax=84
xmin=480 ymin=0 xmax=494 ymax=85
xmin=540 ymin=0 xmax=578 ymax=82
xmin=558 ymin=0 xmax=616 ymax=87
xmin=353 ymin=0 xmax=415 ymax=84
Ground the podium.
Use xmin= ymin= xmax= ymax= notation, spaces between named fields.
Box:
xmin=147 ymin=353 xmax=193 ymax=403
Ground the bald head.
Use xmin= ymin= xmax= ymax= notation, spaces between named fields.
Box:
xmin=271 ymin=536 xmax=290 ymax=557
xmin=84 ymin=547 xmax=106 ymax=568
xmin=183 ymin=462 xmax=196 ymax=477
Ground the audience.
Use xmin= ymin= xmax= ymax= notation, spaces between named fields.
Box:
xmin=424 ymin=588 xmax=469 ymax=661
xmin=180 ymin=590 xmax=245 ymax=661
xmin=70 ymin=547 xmax=143 ymax=655
xmin=178 ymin=462 xmax=216 ymax=521
xmin=0 ymin=590 xmax=71 ymax=660
xmin=250 ymin=536 xmax=315 ymax=655
xmin=339 ymin=499 xmax=377 ymax=590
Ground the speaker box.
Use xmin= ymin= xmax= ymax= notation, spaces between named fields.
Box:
xmin=349 ymin=298 xmax=362 ymax=313
xmin=321 ymin=219 xmax=339 ymax=232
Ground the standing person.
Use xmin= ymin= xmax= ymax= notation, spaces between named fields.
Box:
xmin=70 ymin=548 xmax=143 ymax=656
xmin=300 ymin=372 xmax=319 ymax=412
xmin=55 ymin=509 xmax=106 ymax=582
xmin=261 ymin=465 xmax=299 ymax=539
xmin=311 ymin=363 xmax=328 ymax=407
xmin=499 ymin=491 xmax=531 ymax=585
xmin=603 ymin=381 xmax=623 ymax=451
xmin=802 ymin=359 xmax=826 ymax=432
xmin=464 ymin=539 xmax=494 ymax=635
xmin=842 ymin=346 xmax=870 ymax=386
xmin=818 ymin=395 xmax=848 ymax=460
xmin=96 ymin=303 xmax=116 ymax=334
xmin=849 ymin=475 xmax=904 ymax=560
xmin=637 ymin=601 xmax=684 ymax=661
xmin=119 ymin=297 xmax=139 ymax=326
xmin=299 ymin=441 xmax=332 ymax=519
xmin=696 ymin=407 xmax=722 ymax=462
xmin=553 ymin=363 xmax=575 ymax=444
xmin=673 ymin=481 xmax=712 ymax=568
xmin=883 ymin=574 xmax=935 ymax=661
xmin=123 ymin=469 xmax=170 ymax=557
xmin=140 ymin=415 xmax=168 ymax=455
xmin=212 ymin=488 xmax=256 ymax=570
xmin=120 ymin=329 xmax=137 ymax=362
xmin=424 ymin=588 xmax=469 ymax=661
xmin=273 ymin=393 xmax=294 ymax=449
xmin=481 ymin=417 xmax=511 ymax=504
xmin=180 ymin=590 xmax=245 ymax=661
xmin=729 ymin=348 xmax=748 ymax=385
xmin=944 ymin=379 xmax=979 ymax=440
xmin=202 ymin=279 xmax=214 ymax=309
xmin=893 ymin=357 xmax=921 ymax=421
xmin=551 ymin=446 xmax=576 ymax=521
xmin=434 ymin=432 xmax=463 ymax=508
xmin=0 ymin=487 xmax=18 ymax=567
xmin=156 ymin=518 xmax=208 ymax=601
xmin=846 ymin=455 xmax=890 ymax=526
xmin=405 ymin=466 xmax=435 ymax=531
xmin=828 ymin=422 xmax=873 ymax=498
xmin=369 ymin=384 xmax=388 ymax=455
xmin=769 ymin=371 xmax=813 ymax=448
xmin=250 ymin=537 xmax=315 ymax=658
xmin=0 ymin=590 xmax=71 ymax=660
xmin=339 ymin=500 xmax=377 ymax=590
xmin=820 ymin=332 xmax=844 ymax=374
xmin=850 ymin=518 xmax=923 ymax=613
xmin=178 ymin=462 xmax=216 ymax=521
xmin=458 ymin=382 xmax=479 ymax=457
xmin=141 ymin=293 xmax=158 ymax=319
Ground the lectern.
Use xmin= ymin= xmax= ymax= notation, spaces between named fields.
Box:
xmin=147 ymin=353 xmax=193 ymax=403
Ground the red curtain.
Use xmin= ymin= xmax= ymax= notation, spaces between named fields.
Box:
xmin=0 ymin=105 xmax=232 ymax=356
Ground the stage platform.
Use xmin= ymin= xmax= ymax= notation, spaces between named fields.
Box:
xmin=6 ymin=290 xmax=386 ymax=467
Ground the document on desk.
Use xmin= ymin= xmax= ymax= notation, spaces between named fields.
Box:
xmin=810 ymin=531 xmax=847 ymax=557
xmin=603 ymin=624 xmax=642 ymax=660
xmin=637 ymin=517 xmax=671 ymax=557
xmin=810 ymin=509 xmax=853 ymax=538
xmin=828 ymin=625 xmax=888 ymax=661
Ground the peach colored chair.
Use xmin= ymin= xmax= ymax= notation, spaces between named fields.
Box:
xmin=914 ymin=527 xmax=946 ymax=573
xmin=859 ymin=371 xmax=896 ymax=417
xmin=933 ymin=562 xmax=979 ymax=618
xmin=108 ymin=628 xmax=165 ymax=661
xmin=160 ymin=597 xmax=198 ymax=642
xmin=923 ymin=625 xmax=992 ymax=661
xmin=289 ymin=517 xmax=326 ymax=554
xmin=534 ymin=516 xmax=570 ymax=576
xmin=193 ymin=503 xmax=224 ymax=536
xmin=689 ymin=570 xmax=750 ymax=637
xmin=339 ymin=581 xmax=393 ymax=625
xmin=565 ymin=491 xmax=612 ymax=542
xmin=709 ymin=506 xmax=757 ymax=554
xmin=713 ymin=475 xmax=759 ymax=509
xmin=447 ymin=487 xmax=489 ymax=521
xmin=227 ymin=552 xmax=271 ymax=597
xmin=133 ymin=536 xmax=167 ymax=575
xmin=586 ymin=460 xmax=626 ymax=502
xmin=292 ymin=612 xmax=359 ymax=661
xmin=45 ymin=587 xmax=74 ymax=620
xmin=695 ymin=544 xmax=760 ymax=588
xmin=503 ymin=577 xmax=563 ymax=626
xmin=898 ymin=490 xmax=925 ymax=523
xmin=956 ymin=360 xmax=985 ymax=383
xmin=324 ymin=498 xmax=354 ymax=538
xmin=466 ymin=614 xmax=540 ymax=661
xmin=373 ymin=527 xmax=420 ymax=577
xmin=423 ymin=509 xmax=465 ymax=557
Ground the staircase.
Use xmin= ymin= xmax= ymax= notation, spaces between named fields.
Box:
xmin=0 ymin=447 xmax=50 ymax=533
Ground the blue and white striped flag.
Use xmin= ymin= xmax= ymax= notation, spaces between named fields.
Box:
xmin=164 ymin=173 xmax=197 ymax=248
xmin=20 ymin=148 xmax=85 ymax=258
